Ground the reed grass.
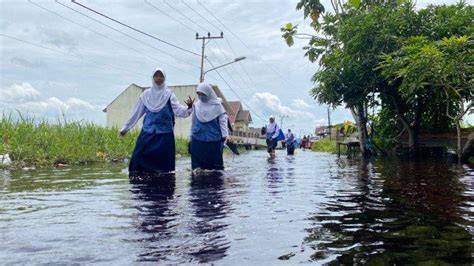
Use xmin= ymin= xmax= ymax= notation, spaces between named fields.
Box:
xmin=311 ymin=138 xmax=337 ymax=153
xmin=0 ymin=114 xmax=188 ymax=168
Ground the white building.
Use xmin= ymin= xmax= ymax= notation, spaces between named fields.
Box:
xmin=103 ymin=83 xmax=234 ymax=138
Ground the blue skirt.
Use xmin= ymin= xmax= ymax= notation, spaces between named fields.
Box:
xmin=287 ymin=143 xmax=295 ymax=155
xmin=266 ymin=138 xmax=277 ymax=153
xmin=129 ymin=130 xmax=175 ymax=178
xmin=190 ymin=138 xmax=224 ymax=170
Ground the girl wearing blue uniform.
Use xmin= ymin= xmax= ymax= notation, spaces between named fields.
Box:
xmin=189 ymin=83 xmax=229 ymax=171
xmin=286 ymin=129 xmax=296 ymax=155
xmin=265 ymin=116 xmax=280 ymax=159
xmin=120 ymin=68 xmax=193 ymax=178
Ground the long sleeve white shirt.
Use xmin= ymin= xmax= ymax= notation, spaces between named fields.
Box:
xmin=266 ymin=123 xmax=279 ymax=139
xmin=120 ymin=93 xmax=192 ymax=133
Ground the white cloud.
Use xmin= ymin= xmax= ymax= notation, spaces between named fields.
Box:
xmin=1 ymin=0 xmax=457 ymax=129
xmin=0 ymin=82 xmax=41 ymax=102
xmin=250 ymin=92 xmax=315 ymax=120
xmin=66 ymin=97 xmax=96 ymax=110
xmin=292 ymin=98 xmax=311 ymax=109
xmin=1 ymin=82 xmax=101 ymax=122
xmin=17 ymin=97 xmax=97 ymax=113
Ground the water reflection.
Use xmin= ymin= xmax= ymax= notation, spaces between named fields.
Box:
xmin=1 ymin=151 xmax=472 ymax=264
xmin=129 ymin=175 xmax=178 ymax=262
xmin=187 ymin=172 xmax=231 ymax=263
xmin=266 ymin=160 xmax=283 ymax=196
xmin=305 ymin=159 xmax=473 ymax=264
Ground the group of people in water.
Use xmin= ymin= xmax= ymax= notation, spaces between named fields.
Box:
xmin=120 ymin=67 xmax=300 ymax=179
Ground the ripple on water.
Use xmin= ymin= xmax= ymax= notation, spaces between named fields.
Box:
xmin=0 ymin=151 xmax=472 ymax=264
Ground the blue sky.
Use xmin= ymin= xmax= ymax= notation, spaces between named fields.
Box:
xmin=1 ymin=0 xmax=471 ymax=135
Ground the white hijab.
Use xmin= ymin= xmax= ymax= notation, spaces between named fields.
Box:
xmin=140 ymin=67 xmax=172 ymax=112
xmin=194 ymin=83 xmax=225 ymax=123
xmin=267 ymin=115 xmax=277 ymax=133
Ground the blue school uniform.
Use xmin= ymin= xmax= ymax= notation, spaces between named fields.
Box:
xmin=266 ymin=125 xmax=278 ymax=153
xmin=190 ymin=114 xmax=224 ymax=170
xmin=286 ymin=133 xmax=296 ymax=155
xmin=129 ymin=99 xmax=176 ymax=178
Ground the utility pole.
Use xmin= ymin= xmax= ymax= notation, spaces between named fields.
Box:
xmin=196 ymin=32 xmax=223 ymax=82
xmin=279 ymin=115 xmax=289 ymax=130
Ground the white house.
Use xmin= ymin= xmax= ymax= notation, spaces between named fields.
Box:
xmin=103 ymin=83 xmax=234 ymax=138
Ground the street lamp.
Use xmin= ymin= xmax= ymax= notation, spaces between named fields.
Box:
xmin=201 ymin=56 xmax=246 ymax=82
xmin=279 ymin=115 xmax=289 ymax=129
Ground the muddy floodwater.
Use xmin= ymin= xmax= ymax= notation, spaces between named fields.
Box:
xmin=1 ymin=150 xmax=472 ymax=264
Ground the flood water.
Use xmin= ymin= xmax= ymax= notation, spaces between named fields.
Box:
xmin=1 ymin=150 xmax=473 ymax=264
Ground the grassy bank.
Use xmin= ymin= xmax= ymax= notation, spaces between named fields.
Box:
xmin=311 ymin=138 xmax=337 ymax=153
xmin=0 ymin=116 xmax=188 ymax=169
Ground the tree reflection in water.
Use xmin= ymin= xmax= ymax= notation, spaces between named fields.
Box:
xmin=304 ymin=159 xmax=472 ymax=265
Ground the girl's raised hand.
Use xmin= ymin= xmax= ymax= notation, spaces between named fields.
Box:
xmin=185 ymin=96 xmax=195 ymax=109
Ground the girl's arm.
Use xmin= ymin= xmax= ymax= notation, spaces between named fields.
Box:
xmin=170 ymin=93 xmax=192 ymax=118
xmin=120 ymin=98 xmax=146 ymax=134
xmin=219 ymin=113 xmax=229 ymax=139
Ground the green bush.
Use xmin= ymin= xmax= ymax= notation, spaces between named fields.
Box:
xmin=311 ymin=138 xmax=337 ymax=153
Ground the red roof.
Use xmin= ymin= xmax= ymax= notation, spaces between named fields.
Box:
xmin=228 ymin=101 xmax=242 ymax=124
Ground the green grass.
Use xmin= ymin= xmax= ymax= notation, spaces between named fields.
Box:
xmin=0 ymin=115 xmax=188 ymax=169
xmin=311 ymin=138 xmax=337 ymax=153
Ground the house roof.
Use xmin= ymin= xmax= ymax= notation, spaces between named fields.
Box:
xmin=236 ymin=110 xmax=252 ymax=123
xmin=103 ymin=83 xmax=144 ymax=112
xmin=227 ymin=101 xmax=241 ymax=124
xmin=227 ymin=101 xmax=252 ymax=124
xmin=228 ymin=101 xmax=242 ymax=113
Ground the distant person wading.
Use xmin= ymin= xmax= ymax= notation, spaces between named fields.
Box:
xmin=264 ymin=116 xmax=280 ymax=159
xmin=286 ymin=129 xmax=296 ymax=155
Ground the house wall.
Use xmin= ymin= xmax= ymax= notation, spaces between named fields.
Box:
xmin=234 ymin=121 xmax=250 ymax=131
xmin=106 ymin=84 xmax=144 ymax=129
xmin=105 ymin=84 xmax=232 ymax=139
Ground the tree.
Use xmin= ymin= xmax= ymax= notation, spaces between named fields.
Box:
xmin=283 ymin=1 xmax=473 ymax=157
xmin=379 ymin=36 xmax=473 ymax=161
xmin=282 ymin=0 xmax=410 ymax=157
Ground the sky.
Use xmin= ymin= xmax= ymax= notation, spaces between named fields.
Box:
xmin=0 ymin=0 xmax=472 ymax=136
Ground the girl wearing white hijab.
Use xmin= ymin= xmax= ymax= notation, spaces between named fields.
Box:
xmin=189 ymin=83 xmax=229 ymax=170
xmin=120 ymin=67 xmax=194 ymax=180
xmin=265 ymin=115 xmax=280 ymax=159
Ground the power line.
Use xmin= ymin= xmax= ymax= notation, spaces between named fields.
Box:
xmin=197 ymin=0 xmax=292 ymax=85
xmin=173 ymin=1 xmax=271 ymax=120
xmin=193 ymin=1 xmax=309 ymax=99
xmin=144 ymin=0 xmax=196 ymax=33
xmin=186 ymin=1 xmax=289 ymax=102
xmin=28 ymin=0 xmax=196 ymax=78
xmin=144 ymin=0 xmax=267 ymax=122
xmin=0 ymin=33 xmax=148 ymax=77
xmin=208 ymin=63 xmax=267 ymax=123
xmin=162 ymin=0 xmax=208 ymax=33
xmin=167 ymin=2 xmax=263 ymax=99
xmin=71 ymin=0 xmax=201 ymax=57
xmin=181 ymin=0 xmax=221 ymax=32
xmin=206 ymin=48 xmax=275 ymax=120
xmin=206 ymin=47 xmax=256 ymax=102
xmin=146 ymin=1 xmax=253 ymax=93
xmin=55 ymin=0 xmax=200 ymax=70
xmin=184 ymin=4 xmax=276 ymax=113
